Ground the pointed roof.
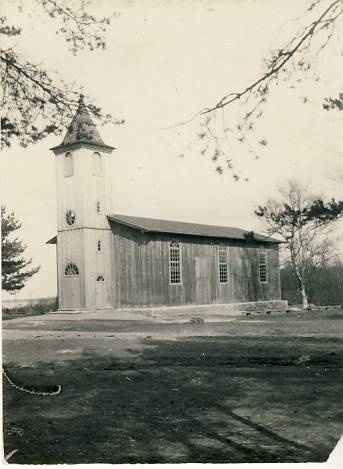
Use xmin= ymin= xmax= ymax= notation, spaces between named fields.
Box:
xmin=62 ymin=95 xmax=105 ymax=145
xmin=50 ymin=95 xmax=115 ymax=154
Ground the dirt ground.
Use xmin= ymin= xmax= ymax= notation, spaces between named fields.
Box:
xmin=2 ymin=307 xmax=343 ymax=464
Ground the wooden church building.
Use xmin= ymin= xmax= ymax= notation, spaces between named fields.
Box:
xmin=48 ymin=97 xmax=284 ymax=311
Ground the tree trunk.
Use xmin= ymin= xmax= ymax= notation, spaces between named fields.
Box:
xmin=300 ymin=283 xmax=309 ymax=309
xmin=290 ymin=255 xmax=309 ymax=309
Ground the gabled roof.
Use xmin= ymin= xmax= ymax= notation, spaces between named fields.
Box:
xmin=50 ymin=95 xmax=114 ymax=154
xmin=107 ymin=213 xmax=281 ymax=243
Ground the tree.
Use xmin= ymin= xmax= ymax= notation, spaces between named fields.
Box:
xmin=177 ymin=0 xmax=343 ymax=177
xmin=255 ymin=182 xmax=341 ymax=308
xmin=281 ymin=261 xmax=343 ymax=306
xmin=1 ymin=206 xmax=40 ymax=293
xmin=201 ymin=1 xmax=342 ymax=116
xmin=0 ymin=0 xmax=123 ymax=149
xmin=305 ymin=198 xmax=343 ymax=223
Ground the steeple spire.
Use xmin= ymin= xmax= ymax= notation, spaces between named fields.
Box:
xmin=50 ymin=94 xmax=114 ymax=154
xmin=62 ymin=95 xmax=105 ymax=145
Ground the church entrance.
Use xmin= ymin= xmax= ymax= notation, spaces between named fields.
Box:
xmin=96 ymin=275 xmax=107 ymax=308
xmin=63 ymin=276 xmax=81 ymax=309
xmin=195 ymin=257 xmax=211 ymax=304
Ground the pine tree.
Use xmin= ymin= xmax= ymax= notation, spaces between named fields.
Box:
xmin=1 ymin=206 xmax=40 ymax=293
xmin=255 ymin=182 xmax=341 ymax=309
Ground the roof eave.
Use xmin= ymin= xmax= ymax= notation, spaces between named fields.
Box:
xmin=107 ymin=215 xmax=150 ymax=233
xmin=50 ymin=140 xmax=115 ymax=155
xmin=46 ymin=235 xmax=57 ymax=245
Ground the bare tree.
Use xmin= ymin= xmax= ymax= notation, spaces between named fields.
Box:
xmin=255 ymin=182 xmax=340 ymax=308
xmin=177 ymin=0 xmax=342 ymax=177
xmin=0 ymin=0 xmax=123 ymax=149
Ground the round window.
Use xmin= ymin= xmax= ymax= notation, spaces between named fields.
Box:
xmin=66 ymin=210 xmax=76 ymax=226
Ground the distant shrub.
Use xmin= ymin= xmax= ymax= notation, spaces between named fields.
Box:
xmin=2 ymin=298 xmax=58 ymax=320
xmin=281 ymin=263 xmax=343 ymax=306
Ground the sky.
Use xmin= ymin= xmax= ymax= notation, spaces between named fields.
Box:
xmin=1 ymin=0 xmax=342 ymax=300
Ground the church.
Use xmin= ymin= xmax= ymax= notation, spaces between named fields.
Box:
xmin=47 ymin=97 xmax=284 ymax=312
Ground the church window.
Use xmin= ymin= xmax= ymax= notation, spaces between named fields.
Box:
xmin=169 ymin=242 xmax=182 ymax=284
xmin=259 ymin=251 xmax=268 ymax=283
xmin=92 ymin=152 xmax=102 ymax=176
xmin=96 ymin=201 xmax=101 ymax=213
xmin=66 ymin=210 xmax=76 ymax=226
xmin=97 ymin=240 xmax=102 ymax=252
xmin=96 ymin=275 xmax=105 ymax=282
xmin=218 ymin=246 xmax=228 ymax=283
xmin=65 ymin=263 xmax=79 ymax=276
xmin=64 ymin=152 xmax=73 ymax=177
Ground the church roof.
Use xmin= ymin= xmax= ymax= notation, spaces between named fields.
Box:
xmin=50 ymin=95 xmax=114 ymax=153
xmin=62 ymin=96 xmax=105 ymax=145
xmin=107 ymin=213 xmax=281 ymax=243
xmin=46 ymin=235 xmax=57 ymax=244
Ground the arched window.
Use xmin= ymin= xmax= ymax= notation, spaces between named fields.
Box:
xmin=96 ymin=275 xmax=104 ymax=282
xmin=64 ymin=152 xmax=73 ymax=177
xmin=96 ymin=201 xmax=101 ymax=213
xmin=97 ymin=240 xmax=102 ymax=252
xmin=92 ymin=152 xmax=102 ymax=176
xmin=65 ymin=263 xmax=79 ymax=276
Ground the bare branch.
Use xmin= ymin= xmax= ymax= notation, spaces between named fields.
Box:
xmin=201 ymin=0 xmax=342 ymax=115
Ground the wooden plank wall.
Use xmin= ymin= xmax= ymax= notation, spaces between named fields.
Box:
xmin=110 ymin=222 xmax=281 ymax=307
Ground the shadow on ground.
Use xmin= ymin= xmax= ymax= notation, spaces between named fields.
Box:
xmin=3 ymin=335 xmax=343 ymax=464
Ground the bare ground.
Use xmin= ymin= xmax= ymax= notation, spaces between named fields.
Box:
xmin=2 ymin=307 xmax=343 ymax=464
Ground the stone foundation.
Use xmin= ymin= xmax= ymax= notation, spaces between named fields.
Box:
xmin=102 ymin=300 xmax=288 ymax=321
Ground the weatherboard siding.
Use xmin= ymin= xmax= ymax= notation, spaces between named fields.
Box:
xmin=109 ymin=222 xmax=280 ymax=308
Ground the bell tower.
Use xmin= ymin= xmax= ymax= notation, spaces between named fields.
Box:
xmin=51 ymin=96 xmax=115 ymax=310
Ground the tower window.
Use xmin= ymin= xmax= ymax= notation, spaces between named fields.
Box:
xmin=218 ymin=246 xmax=228 ymax=283
xmin=169 ymin=242 xmax=182 ymax=284
xmin=64 ymin=152 xmax=73 ymax=177
xmin=65 ymin=263 xmax=79 ymax=276
xmin=259 ymin=251 xmax=268 ymax=283
xmin=96 ymin=275 xmax=105 ymax=282
xmin=66 ymin=210 xmax=76 ymax=226
xmin=92 ymin=152 xmax=102 ymax=176
xmin=97 ymin=240 xmax=102 ymax=252
xmin=96 ymin=201 xmax=101 ymax=213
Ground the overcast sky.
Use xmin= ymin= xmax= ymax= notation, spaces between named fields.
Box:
xmin=1 ymin=0 xmax=342 ymax=300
